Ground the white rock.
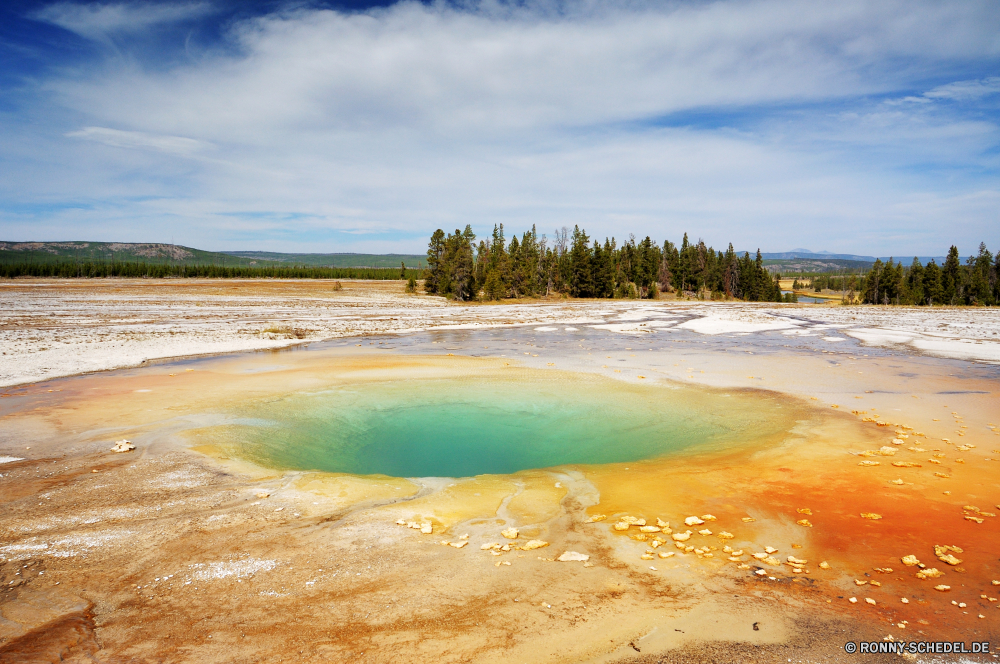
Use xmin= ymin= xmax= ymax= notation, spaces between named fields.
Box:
xmin=557 ymin=551 xmax=590 ymax=562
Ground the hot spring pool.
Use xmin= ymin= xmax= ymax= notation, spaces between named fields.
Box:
xmin=198 ymin=369 xmax=791 ymax=478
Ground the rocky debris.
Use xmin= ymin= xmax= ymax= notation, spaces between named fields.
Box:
xmin=698 ymin=529 xmax=713 ymax=536
xmin=449 ymin=541 xmax=468 ymax=549
xmin=658 ymin=551 xmax=674 ymax=559
xmin=819 ymin=561 xmax=831 ymax=569
xmin=257 ymin=491 xmax=272 ymax=499
xmin=613 ymin=521 xmax=630 ymax=531
xmin=501 ymin=527 xmax=519 ymax=540
xmin=934 ymin=585 xmax=951 ymax=592
xmin=741 ymin=517 xmax=756 ymax=522
xmin=860 ymin=513 xmax=882 ymax=520
xmin=671 ymin=531 xmax=692 ymax=542
xmin=639 ymin=525 xmax=661 ymax=533
xmin=859 ymin=460 xmax=880 ymax=466
xmin=585 ymin=514 xmax=606 ymax=523
xmin=700 ymin=514 xmax=717 ymax=521
xmin=656 ymin=518 xmax=669 ymax=528
xmin=717 ymin=531 xmax=734 ymax=539
xmin=112 ymin=439 xmax=135 ymax=453
xmin=557 ymin=551 xmax=589 ymax=562
xmin=684 ymin=516 xmax=704 ymax=526
xmin=934 ymin=545 xmax=963 ymax=565
xmin=787 ymin=556 xmax=807 ymax=565
xmin=865 ymin=598 xmax=877 ymax=605
xmin=892 ymin=462 xmax=921 ymax=468
xmin=519 ymin=540 xmax=548 ymax=551
xmin=420 ymin=523 xmax=433 ymax=534
xmin=916 ymin=568 xmax=944 ymax=580
xmin=796 ymin=519 xmax=813 ymax=527
xmin=796 ymin=507 xmax=812 ymax=515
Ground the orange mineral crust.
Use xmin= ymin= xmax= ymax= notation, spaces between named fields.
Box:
xmin=0 ymin=338 xmax=997 ymax=661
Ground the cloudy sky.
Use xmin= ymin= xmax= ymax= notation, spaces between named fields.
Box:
xmin=1 ymin=0 xmax=998 ymax=254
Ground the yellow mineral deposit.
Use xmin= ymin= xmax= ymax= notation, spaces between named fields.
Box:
xmin=501 ymin=527 xmax=519 ymax=539
xmin=916 ymin=568 xmax=945 ymax=580
xmin=796 ymin=519 xmax=813 ymax=527
xmin=860 ymin=513 xmax=882 ymax=520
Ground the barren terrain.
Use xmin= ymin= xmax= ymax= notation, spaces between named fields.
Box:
xmin=0 ymin=280 xmax=998 ymax=663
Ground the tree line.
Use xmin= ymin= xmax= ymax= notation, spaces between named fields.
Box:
xmin=424 ymin=225 xmax=787 ymax=302
xmin=859 ymin=243 xmax=999 ymax=306
xmin=0 ymin=260 xmax=422 ymax=281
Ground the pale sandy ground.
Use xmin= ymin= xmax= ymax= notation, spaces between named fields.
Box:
xmin=1 ymin=279 xmax=999 ymax=388
xmin=0 ymin=280 xmax=998 ymax=663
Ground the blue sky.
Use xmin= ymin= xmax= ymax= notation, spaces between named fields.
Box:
xmin=1 ymin=0 xmax=998 ymax=255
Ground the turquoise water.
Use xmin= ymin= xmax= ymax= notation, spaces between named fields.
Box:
xmin=216 ymin=375 xmax=786 ymax=478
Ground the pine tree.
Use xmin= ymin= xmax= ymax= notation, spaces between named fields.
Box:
xmin=569 ymin=225 xmax=593 ymax=297
xmin=906 ymin=258 xmax=924 ymax=305
xmin=942 ymin=245 xmax=961 ymax=305
xmin=923 ymin=260 xmax=943 ymax=305
xmin=424 ymin=229 xmax=446 ymax=293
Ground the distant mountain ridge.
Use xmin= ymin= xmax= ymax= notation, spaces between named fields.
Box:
xmin=0 ymin=242 xmax=424 ymax=269
xmin=743 ymin=249 xmax=947 ymax=263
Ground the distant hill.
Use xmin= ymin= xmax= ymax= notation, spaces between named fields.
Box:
xmin=0 ymin=241 xmax=233 ymax=265
xmin=221 ymin=251 xmax=425 ymax=269
xmin=732 ymin=249 xmax=948 ymax=274
xmin=755 ymin=249 xmax=946 ymax=263
xmin=761 ymin=258 xmax=875 ymax=273
xmin=0 ymin=242 xmax=425 ymax=269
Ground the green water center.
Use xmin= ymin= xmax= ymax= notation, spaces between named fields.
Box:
xmin=204 ymin=371 xmax=789 ymax=478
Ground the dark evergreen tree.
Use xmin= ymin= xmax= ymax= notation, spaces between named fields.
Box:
xmin=942 ymin=245 xmax=961 ymax=305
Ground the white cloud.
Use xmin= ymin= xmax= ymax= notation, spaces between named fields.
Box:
xmin=34 ymin=2 xmax=213 ymax=40
xmin=6 ymin=0 xmax=1000 ymax=254
xmin=66 ymin=126 xmax=211 ymax=155
xmin=923 ymin=76 xmax=1000 ymax=101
